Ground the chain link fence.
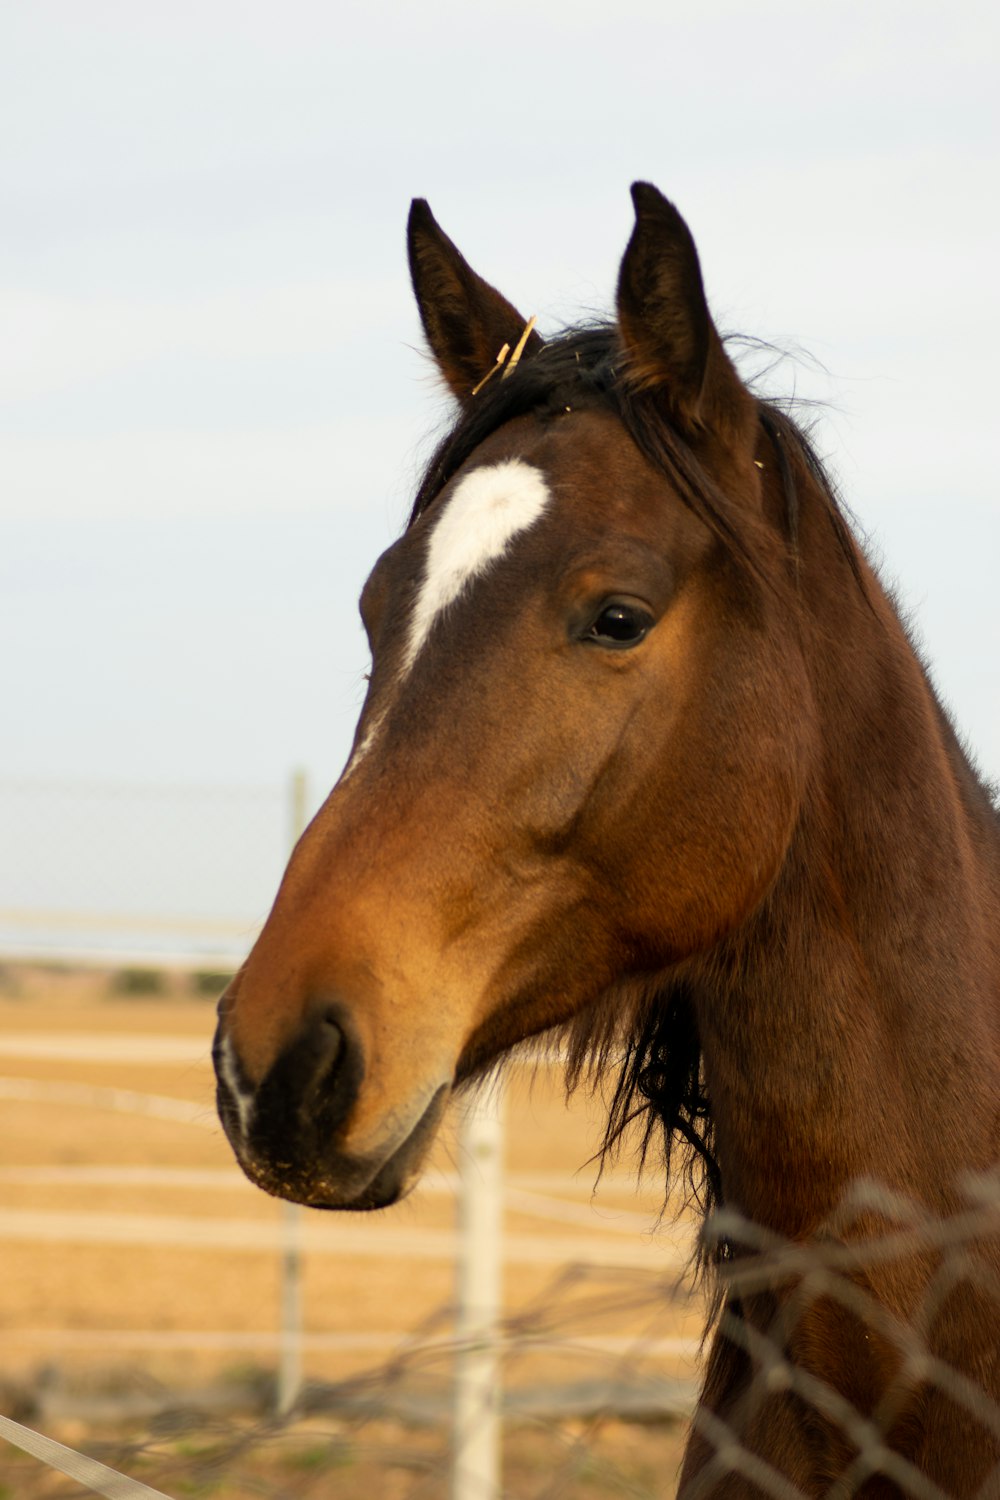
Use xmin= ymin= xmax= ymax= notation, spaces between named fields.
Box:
xmin=2 ymin=1175 xmax=998 ymax=1497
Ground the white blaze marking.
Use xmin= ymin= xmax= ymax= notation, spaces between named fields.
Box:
xmin=338 ymin=460 xmax=551 ymax=781
xmin=403 ymin=459 xmax=551 ymax=673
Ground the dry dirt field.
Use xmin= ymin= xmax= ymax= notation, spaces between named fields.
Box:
xmin=0 ymin=963 xmax=703 ymax=1497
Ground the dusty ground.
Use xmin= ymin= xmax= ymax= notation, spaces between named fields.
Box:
xmin=0 ymin=962 xmax=703 ymax=1497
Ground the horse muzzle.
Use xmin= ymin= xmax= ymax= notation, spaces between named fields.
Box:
xmin=212 ymin=1002 xmax=451 ymax=1210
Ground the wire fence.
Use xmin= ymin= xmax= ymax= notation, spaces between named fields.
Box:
xmin=2 ymin=1177 xmax=998 ymax=1497
xmin=0 ymin=1256 xmax=699 ymax=1499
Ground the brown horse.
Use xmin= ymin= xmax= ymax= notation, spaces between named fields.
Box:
xmin=214 ymin=184 xmax=1000 ymax=1493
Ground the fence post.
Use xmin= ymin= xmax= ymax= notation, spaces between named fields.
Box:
xmin=451 ymin=1090 xmax=504 ymax=1500
xmin=277 ymin=767 xmax=309 ymax=1417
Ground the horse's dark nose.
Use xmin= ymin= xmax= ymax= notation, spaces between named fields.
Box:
xmin=214 ymin=1003 xmax=364 ymax=1189
xmin=250 ymin=1005 xmax=362 ymax=1157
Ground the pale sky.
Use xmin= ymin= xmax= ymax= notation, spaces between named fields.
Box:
xmin=2 ymin=0 xmax=998 ymax=826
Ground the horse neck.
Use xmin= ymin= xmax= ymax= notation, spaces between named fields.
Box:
xmin=693 ymin=490 xmax=1000 ymax=1234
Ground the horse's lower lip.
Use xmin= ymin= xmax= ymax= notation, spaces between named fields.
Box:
xmin=227 ymin=1081 xmax=451 ymax=1211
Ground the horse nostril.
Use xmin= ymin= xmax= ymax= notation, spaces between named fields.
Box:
xmin=246 ymin=1001 xmax=364 ymax=1159
xmin=299 ymin=1009 xmax=346 ymax=1108
xmin=319 ymin=1007 xmax=344 ymax=1048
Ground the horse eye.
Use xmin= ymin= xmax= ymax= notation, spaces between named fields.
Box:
xmin=585 ymin=602 xmax=653 ymax=648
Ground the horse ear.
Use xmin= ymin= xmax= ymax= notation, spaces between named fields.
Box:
xmin=408 ymin=199 xmax=543 ymax=403
xmin=617 ymin=183 xmax=750 ymax=437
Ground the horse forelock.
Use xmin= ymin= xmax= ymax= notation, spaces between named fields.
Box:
xmin=408 ymin=323 xmax=859 ymax=597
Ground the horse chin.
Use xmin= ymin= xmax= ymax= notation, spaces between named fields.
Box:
xmin=228 ymin=1081 xmax=452 ymax=1212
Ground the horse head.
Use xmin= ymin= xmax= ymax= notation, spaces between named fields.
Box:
xmin=213 ymin=185 xmax=814 ymax=1211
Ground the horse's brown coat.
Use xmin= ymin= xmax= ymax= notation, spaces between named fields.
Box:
xmin=215 ymin=185 xmax=1000 ymax=1493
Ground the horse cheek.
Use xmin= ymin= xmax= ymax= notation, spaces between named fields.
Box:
xmin=626 ymin=671 xmax=812 ymax=957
